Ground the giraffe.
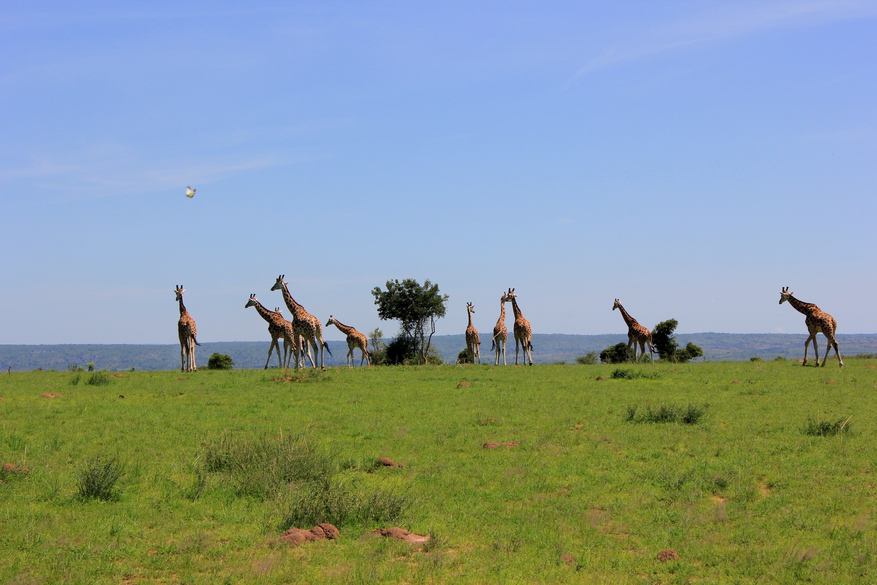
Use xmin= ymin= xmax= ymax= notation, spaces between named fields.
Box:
xmin=271 ymin=275 xmax=332 ymax=369
xmin=491 ymin=291 xmax=511 ymax=365
xmin=275 ymin=308 xmax=316 ymax=369
xmin=779 ymin=287 xmax=844 ymax=367
xmin=465 ymin=302 xmax=481 ymax=364
xmin=174 ymin=285 xmax=200 ymax=372
xmin=245 ymin=294 xmax=293 ymax=369
xmin=326 ymin=315 xmax=370 ymax=367
xmin=506 ymin=288 xmax=533 ymax=366
xmin=612 ymin=299 xmax=655 ymax=363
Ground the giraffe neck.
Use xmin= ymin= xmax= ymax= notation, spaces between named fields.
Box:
xmin=468 ymin=310 xmax=474 ymax=328
xmin=252 ymin=301 xmax=278 ymax=324
xmin=330 ymin=318 xmax=355 ymax=336
xmin=178 ymin=296 xmax=187 ymax=317
xmin=496 ymin=301 xmax=506 ymax=327
xmin=616 ymin=304 xmax=638 ymax=329
xmin=280 ymin=282 xmax=306 ymax=319
xmin=786 ymin=294 xmax=818 ymax=316
xmin=510 ymin=297 xmax=523 ymax=320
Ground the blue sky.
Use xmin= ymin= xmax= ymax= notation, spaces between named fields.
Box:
xmin=2 ymin=1 xmax=875 ymax=345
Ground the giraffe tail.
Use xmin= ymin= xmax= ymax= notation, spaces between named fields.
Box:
xmin=322 ymin=341 xmax=333 ymax=356
xmin=193 ymin=337 xmax=201 ymax=346
xmin=490 ymin=340 xmax=496 ymax=351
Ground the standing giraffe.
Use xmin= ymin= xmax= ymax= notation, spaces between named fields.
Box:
xmin=326 ymin=315 xmax=370 ymax=367
xmin=507 ymin=288 xmax=533 ymax=366
xmin=465 ymin=302 xmax=481 ymax=364
xmin=274 ymin=308 xmax=315 ymax=369
xmin=491 ymin=291 xmax=511 ymax=365
xmin=779 ymin=287 xmax=843 ymax=367
xmin=271 ymin=275 xmax=332 ymax=369
xmin=174 ymin=285 xmax=200 ymax=372
xmin=612 ymin=299 xmax=655 ymax=363
xmin=245 ymin=295 xmax=293 ymax=369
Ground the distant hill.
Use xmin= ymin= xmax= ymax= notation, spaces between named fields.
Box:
xmin=2 ymin=333 xmax=875 ymax=371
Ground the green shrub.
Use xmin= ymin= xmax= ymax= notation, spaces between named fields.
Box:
xmin=276 ymin=479 xmax=410 ymax=529
xmin=76 ymin=457 xmax=124 ymax=501
xmin=611 ymin=368 xmax=659 ymax=380
xmin=600 ymin=343 xmax=633 ymax=364
xmin=576 ymin=351 xmax=599 ymax=365
xmin=207 ymin=353 xmax=234 ymax=370
xmin=457 ymin=348 xmax=475 ymax=364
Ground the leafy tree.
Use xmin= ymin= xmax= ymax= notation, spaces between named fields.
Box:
xmin=385 ymin=337 xmax=417 ymax=365
xmin=600 ymin=343 xmax=634 ymax=364
xmin=371 ymin=279 xmax=449 ymax=363
xmin=652 ymin=319 xmax=703 ymax=363
xmin=457 ymin=348 xmax=475 ymax=364
xmin=576 ymin=351 xmax=599 ymax=365
xmin=367 ymin=328 xmax=387 ymax=366
xmin=207 ymin=353 xmax=234 ymax=370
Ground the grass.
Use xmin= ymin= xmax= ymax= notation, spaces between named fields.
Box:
xmin=1 ymin=360 xmax=876 ymax=583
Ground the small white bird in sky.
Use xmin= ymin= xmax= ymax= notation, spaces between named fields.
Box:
xmin=186 ymin=186 xmax=196 ymax=198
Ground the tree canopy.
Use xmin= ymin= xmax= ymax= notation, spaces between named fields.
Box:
xmin=652 ymin=319 xmax=703 ymax=363
xmin=371 ymin=279 xmax=449 ymax=363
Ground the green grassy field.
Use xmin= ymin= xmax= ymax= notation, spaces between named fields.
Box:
xmin=2 ymin=360 xmax=876 ymax=584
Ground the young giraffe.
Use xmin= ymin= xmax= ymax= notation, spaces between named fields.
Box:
xmin=779 ymin=287 xmax=844 ymax=367
xmin=174 ymin=285 xmax=200 ymax=372
xmin=465 ymin=302 xmax=481 ymax=364
xmin=271 ymin=275 xmax=332 ymax=369
xmin=612 ymin=299 xmax=655 ymax=363
xmin=491 ymin=291 xmax=511 ymax=365
xmin=245 ymin=295 xmax=292 ymax=369
xmin=507 ymin=288 xmax=533 ymax=366
xmin=326 ymin=315 xmax=370 ymax=367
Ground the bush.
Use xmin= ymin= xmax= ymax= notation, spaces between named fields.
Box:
xmin=85 ymin=371 xmax=112 ymax=386
xmin=625 ymin=403 xmax=707 ymax=424
xmin=457 ymin=348 xmax=475 ymax=364
xmin=276 ymin=480 xmax=410 ymax=529
xmin=576 ymin=351 xmax=599 ymax=365
xmin=207 ymin=353 xmax=234 ymax=370
xmin=385 ymin=337 xmax=417 ymax=365
xmin=611 ymin=368 xmax=659 ymax=380
xmin=652 ymin=319 xmax=703 ymax=363
xmin=600 ymin=343 xmax=634 ymax=364
xmin=76 ymin=457 xmax=125 ymax=500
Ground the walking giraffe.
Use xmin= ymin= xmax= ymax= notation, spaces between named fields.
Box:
xmin=275 ymin=308 xmax=315 ymax=369
xmin=506 ymin=288 xmax=533 ymax=366
xmin=465 ymin=302 xmax=481 ymax=364
xmin=174 ymin=285 xmax=200 ymax=372
xmin=245 ymin=295 xmax=294 ymax=369
xmin=491 ymin=291 xmax=511 ymax=365
xmin=612 ymin=299 xmax=655 ymax=363
xmin=271 ymin=275 xmax=332 ymax=369
xmin=779 ymin=287 xmax=843 ymax=367
xmin=326 ymin=315 xmax=370 ymax=367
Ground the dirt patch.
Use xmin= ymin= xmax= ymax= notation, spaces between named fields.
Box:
xmin=596 ymin=376 xmax=606 ymax=381
xmin=482 ymin=442 xmax=519 ymax=449
xmin=40 ymin=393 xmax=63 ymax=399
xmin=375 ymin=457 xmax=404 ymax=468
xmin=457 ymin=382 xmax=470 ymax=388
xmin=275 ymin=523 xmax=339 ymax=547
xmin=656 ymin=549 xmax=680 ymax=562
xmin=560 ymin=554 xmax=577 ymax=566
xmin=826 ymin=380 xmax=836 ymax=384
xmin=731 ymin=380 xmax=741 ymax=384
xmin=2 ymin=463 xmax=29 ymax=474
xmin=119 ymin=395 xmax=126 ymax=399
xmin=866 ymin=366 xmax=876 ymax=370
xmin=371 ymin=527 xmax=430 ymax=544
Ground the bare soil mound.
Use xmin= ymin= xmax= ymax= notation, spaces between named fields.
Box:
xmin=275 ymin=523 xmax=339 ymax=547
xmin=371 ymin=527 xmax=430 ymax=544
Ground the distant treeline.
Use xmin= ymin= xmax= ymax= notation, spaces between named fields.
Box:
xmin=2 ymin=334 xmax=876 ymax=371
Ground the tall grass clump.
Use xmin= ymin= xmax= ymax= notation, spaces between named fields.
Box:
xmin=625 ymin=403 xmax=707 ymax=424
xmin=201 ymin=431 xmax=335 ymax=499
xmin=84 ymin=371 xmax=112 ymax=386
xmin=76 ymin=456 xmax=124 ymax=501
xmin=803 ymin=416 xmax=853 ymax=437
xmin=611 ymin=368 xmax=660 ymax=380
xmin=276 ymin=479 xmax=410 ymax=530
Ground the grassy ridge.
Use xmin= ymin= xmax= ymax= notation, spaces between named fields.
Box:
xmin=1 ymin=361 xmax=876 ymax=583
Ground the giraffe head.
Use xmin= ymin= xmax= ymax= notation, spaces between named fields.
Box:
xmin=779 ymin=287 xmax=793 ymax=305
xmin=504 ymin=288 xmax=517 ymax=302
xmin=270 ymin=274 xmax=288 ymax=292
xmin=245 ymin=294 xmax=259 ymax=309
xmin=326 ymin=315 xmax=337 ymax=327
xmin=467 ymin=302 xmax=475 ymax=315
xmin=174 ymin=285 xmax=185 ymax=301
xmin=612 ymin=298 xmax=621 ymax=311
xmin=275 ymin=307 xmax=283 ymax=315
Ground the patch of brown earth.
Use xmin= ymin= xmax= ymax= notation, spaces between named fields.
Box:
xmin=375 ymin=457 xmax=404 ymax=468
xmin=457 ymin=382 xmax=470 ymax=388
xmin=596 ymin=376 xmax=606 ymax=381
xmin=119 ymin=395 xmax=126 ymax=399
xmin=371 ymin=527 xmax=430 ymax=544
xmin=826 ymin=380 xmax=836 ymax=384
xmin=560 ymin=554 xmax=577 ymax=566
xmin=656 ymin=549 xmax=680 ymax=562
xmin=866 ymin=366 xmax=876 ymax=370
xmin=731 ymin=380 xmax=741 ymax=384
xmin=40 ymin=393 xmax=63 ymax=399
xmin=275 ymin=523 xmax=339 ymax=547
xmin=3 ymin=463 xmax=29 ymax=474
xmin=482 ymin=441 xmax=519 ymax=449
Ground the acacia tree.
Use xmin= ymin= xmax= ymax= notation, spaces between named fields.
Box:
xmin=371 ymin=279 xmax=449 ymax=363
xmin=652 ymin=319 xmax=703 ymax=363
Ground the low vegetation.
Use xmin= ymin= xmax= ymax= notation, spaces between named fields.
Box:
xmin=1 ymin=360 xmax=875 ymax=583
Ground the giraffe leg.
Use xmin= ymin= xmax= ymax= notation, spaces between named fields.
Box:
xmin=347 ymin=341 xmax=354 ymax=368
xmin=502 ymin=340 xmax=507 ymax=366
xmin=823 ymin=333 xmax=844 ymax=367
xmin=628 ymin=340 xmax=636 ymax=363
xmin=515 ymin=339 xmax=520 ymax=365
xmin=812 ymin=335 xmax=820 ymax=367
xmin=180 ymin=342 xmax=186 ymax=372
xmin=190 ymin=338 xmax=197 ymax=371
xmin=802 ymin=335 xmax=813 ymax=366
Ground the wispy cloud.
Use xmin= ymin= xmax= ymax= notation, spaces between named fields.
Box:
xmin=570 ymin=0 xmax=877 ymax=80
